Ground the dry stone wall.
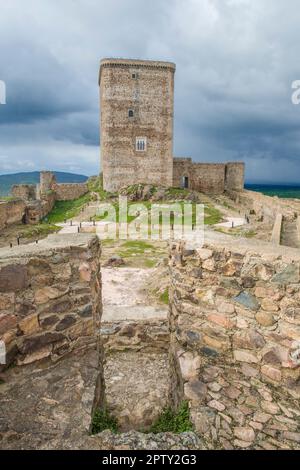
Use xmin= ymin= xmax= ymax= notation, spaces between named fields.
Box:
xmin=169 ymin=240 xmax=300 ymax=450
xmin=0 ymin=234 xmax=102 ymax=368
xmin=54 ymin=183 xmax=88 ymax=201
xmin=0 ymin=199 xmax=26 ymax=230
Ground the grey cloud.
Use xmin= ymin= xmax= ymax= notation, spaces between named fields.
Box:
xmin=0 ymin=0 xmax=299 ymax=182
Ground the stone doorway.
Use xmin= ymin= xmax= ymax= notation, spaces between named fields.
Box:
xmin=181 ymin=176 xmax=189 ymax=189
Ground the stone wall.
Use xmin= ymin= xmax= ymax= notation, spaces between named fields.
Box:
xmin=100 ymin=58 xmax=175 ymax=192
xmin=54 ymin=183 xmax=88 ymax=201
xmin=11 ymin=184 xmax=36 ymax=201
xmin=40 ymin=171 xmax=57 ymax=195
xmin=25 ymin=191 xmax=56 ymax=224
xmin=169 ymin=239 xmax=300 ymax=450
xmin=225 ymin=162 xmax=245 ymax=191
xmin=0 ymin=234 xmax=101 ymax=368
xmin=101 ymin=319 xmax=169 ymax=353
xmin=0 ymin=199 xmax=26 ymax=230
xmin=173 ymin=159 xmax=244 ymax=194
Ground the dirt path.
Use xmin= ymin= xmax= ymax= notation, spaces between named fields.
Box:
xmin=101 ymin=256 xmax=170 ymax=431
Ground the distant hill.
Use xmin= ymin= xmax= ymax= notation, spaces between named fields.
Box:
xmin=0 ymin=171 xmax=89 ymax=197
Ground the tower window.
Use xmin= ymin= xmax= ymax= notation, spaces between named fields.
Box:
xmin=128 ymin=109 xmax=134 ymax=118
xmin=132 ymin=73 xmax=138 ymax=79
xmin=136 ymin=137 xmax=147 ymax=152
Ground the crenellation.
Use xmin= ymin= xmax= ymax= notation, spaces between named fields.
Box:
xmin=100 ymin=58 xmax=245 ymax=194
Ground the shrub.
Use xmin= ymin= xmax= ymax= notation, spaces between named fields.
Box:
xmin=148 ymin=401 xmax=193 ymax=434
xmin=90 ymin=408 xmax=118 ymax=435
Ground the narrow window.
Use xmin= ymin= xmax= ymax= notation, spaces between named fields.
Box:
xmin=136 ymin=137 xmax=147 ymax=152
xmin=132 ymin=73 xmax=138 ymax=79
xmin=128 ymin=109 xmax=134 ymax=118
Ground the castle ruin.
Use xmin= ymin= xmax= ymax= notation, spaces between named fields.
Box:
xmin=99 ymin=58 xmax=245 ymax=193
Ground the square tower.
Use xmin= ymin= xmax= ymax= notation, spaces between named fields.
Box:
xmin=99 ymin=58 xmax=175 ymax=192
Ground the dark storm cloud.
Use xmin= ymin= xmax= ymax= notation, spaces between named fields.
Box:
xmin=0 ymin=0 xmax=300 ymax=181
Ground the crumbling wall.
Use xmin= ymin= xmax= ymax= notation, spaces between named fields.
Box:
xmin=54 ymin=183 xmax=88 ymax=201
xmin=11 ymin=184 xmax=36 ymax=201
xmin=169 ymin=240 xmax=300 ymax=450
xmin=0 ymin=234 xmax=102 ymax=368
xmin=40 ymin=171 xmax=57 ymax=195
xmin=0 ymin=199 xmax=26 ymax=230
xmin=25 ymin=191 xmax=56 ymax=224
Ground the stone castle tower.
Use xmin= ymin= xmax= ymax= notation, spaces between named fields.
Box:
xmin=99 ymin=58 xmax=175 ymax=192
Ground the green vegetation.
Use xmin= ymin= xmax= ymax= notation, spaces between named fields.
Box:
xmin=19 ymin=224 xmax=60 ymax=239
xmin=148 ymin=401 xmax=193 ymax=434
xmin=88 ymin=175 xmax=117 ymax=200
xmin=204 ymin=205 xmax=222 ymax=225
xmin=44 ymin=193 xmax=91 ymax=224
xmin=159 ymin=288 xmax=169 ymax=305
xmin=117 ymin=240 xmax=155 ymax=258
xmin=91 ymin=408 xmax=118 ymax=435
xmin=144 ymin=258 xmax=157 ymax=268
xmin=0 ymin=196 xmax=18 ymax=201
xmin=215 ymin=226 xmax=257 ymax=239
xmin=92 ymin=199 xmax=222 ymax=227
xmin=165 ymin=187 xmax=190 ymax=198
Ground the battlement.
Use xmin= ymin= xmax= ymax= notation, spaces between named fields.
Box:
xmin=99 ymin=58 xmax=245 ymax=194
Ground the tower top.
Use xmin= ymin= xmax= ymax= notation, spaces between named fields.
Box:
xmin=99 ymin=58 xmax=176 ymax=85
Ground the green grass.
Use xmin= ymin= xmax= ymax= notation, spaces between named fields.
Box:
xmin=0 ymin=196 xmax=19 ymax=202
xmin=19 ymin=224 xmax=60 ymax=239
xmin=159 ymin=288 xmax=169 ymax=305
xmin=44 ymin=193 xmax=91 ymax=224
xmin=215 ymin=227 xmax=257 ymax=239
xmin=165 ymin=187 xmax=190 ymax=198
xmin=144 ymin=259 xmax=157 ymax=268
xmin=90 ymin=408 xmax=118 ymax=435
xmin=121 ymin=240 xmax=154 ymax=251
xmin=117 ymin=240 xmax=155 ymax=259
xmin=148 ymin=401 xmax=193 ymax=434
xmin=204 ymin=205 xmax=222 ymax=225
xmin=93 ymin=199 xmax=222 ymax=227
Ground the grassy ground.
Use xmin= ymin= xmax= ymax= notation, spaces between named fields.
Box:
xmin=44 ymin=193 xmax=91 ymax=224
xmin=215 ymin=226 xmax=257 ymax=238
xmin=92 ymin=200 xmax=222 ymax=226
xmin=17 ymin=224 xmax=60 ymax=239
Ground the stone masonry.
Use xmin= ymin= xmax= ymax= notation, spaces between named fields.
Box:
xmin=7 ymin=171 xmax=89 ymax=226
xmin=169 ymin=235 xmax=300 ymax=450
xmin=0 ymin=233 xmax=101 ymax=368
xmin=99 ymin=58 xmax=245 ymax=194
xmin=100 ymin=58 xmax=175 ymax=192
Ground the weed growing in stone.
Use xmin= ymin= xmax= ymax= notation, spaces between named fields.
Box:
xmin=91 ymin=408 xmax=118 ymax=435
xmin=159 ymin=288 xmax=169 ymax=305
xmin=148 ymin=401 xmax=193 ymax=434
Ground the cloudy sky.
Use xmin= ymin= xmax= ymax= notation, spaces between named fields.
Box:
xmin=0 ymin=0 xmax=300 ymax=183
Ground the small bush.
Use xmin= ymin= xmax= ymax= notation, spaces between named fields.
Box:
xmin=91 ymin=408 xmax=118 ymax=435
xmin=159 ymin=288 xmax=169 ymax=305
xmin=148 ymin=401 xmax=193 ymax=434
